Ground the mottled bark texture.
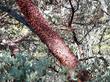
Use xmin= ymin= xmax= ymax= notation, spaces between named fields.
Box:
xmin=16 ymin=0 xmax=78 ymax=68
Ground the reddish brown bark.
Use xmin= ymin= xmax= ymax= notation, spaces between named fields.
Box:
xmin=16 ymin=0 xmax=78 ymax=68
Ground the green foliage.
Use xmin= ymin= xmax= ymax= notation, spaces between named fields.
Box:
xmin=0 ymin=51 xmax=53 ymax=82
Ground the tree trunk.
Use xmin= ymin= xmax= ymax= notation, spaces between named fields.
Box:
xmin=16 ymin=0 xmax=78 ymax=69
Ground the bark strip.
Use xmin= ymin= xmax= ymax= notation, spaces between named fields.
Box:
xmin=16 ymin=0 xmax=78 ymax=68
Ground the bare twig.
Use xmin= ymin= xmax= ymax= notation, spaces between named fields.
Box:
xmin=68 ymin=0 xmax=81 ymax=46
xmin=68 ymin=0 xmax=80 ymax=27
xmin=68 ymin=0 xmax=75 ymax=27
xmin=79 ymin=56 xmax=96 ymax=61
xmin=79 ymin=56 xmax=109 ymax=67
xmin=101 ymin=9 xmax=110 ymax=16
xmin=79 ymin=25 xmax=95 ymax=43
xmin=0 ymin=13 xmax=8 ymax=20
xmin=48 ymin=66 xmax=59 ymax=73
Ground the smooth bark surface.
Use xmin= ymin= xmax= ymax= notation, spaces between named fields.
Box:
xmin=16 ymin=0 xmax=78 ymax=68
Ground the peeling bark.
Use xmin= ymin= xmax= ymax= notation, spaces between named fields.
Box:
xmin=16 ymin=0 xmax=78 ymax=68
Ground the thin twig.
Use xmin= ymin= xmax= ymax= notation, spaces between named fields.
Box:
xmin=68 ymin=0 xmax=80 ymax=27
xmin=79 ymin=56 xmax=109 ymax=67
xmin=79 ymin=25 xmax=95 ymax=43
xmin=68 ymin=0 xmax=75 ymax=27
xmin=68 ymin=0 xmax=81 ymax=45
xmin=79 ymin=56 xmax=96 ymax=61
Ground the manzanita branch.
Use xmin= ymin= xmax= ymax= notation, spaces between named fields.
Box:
xmin=16 ymin=0 xmax=78 ymax=69
xmin=0 ymin=3 xmax=29 ymax=27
